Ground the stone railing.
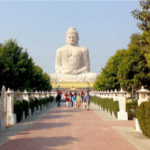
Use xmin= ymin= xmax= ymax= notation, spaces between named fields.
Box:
xmin=0 ymin=86 xmax=55 ymax=132
xmin=91 ymin=86 xmax=149 ymax=134
xmin=90 ymin=88 xmax=129 ymax=120
xmin=135 ymin=86 xmax=149 ymax=133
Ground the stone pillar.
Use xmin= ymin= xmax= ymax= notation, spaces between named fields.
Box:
xmin=34 ymin=91 xmax=39 ymax=99
xmin=42 ymin=91 xmax=46 ymax=98
xmin=103 ymin=91 xmax=106 ymax=98
xmin=110 ymin=90 xmax=114 ymax=99
xmin=39 ymin=91 xmax=42 ymax=99
xmin=22 ymin=90 xmax=29 ymax=102
xmin=136 ymin=86 xmax=149 ymax=106
xmin=106 ymin=90 xmax=109 ymax=98
xmin=46 ymin=91 xmax=49 ymax=98
xmin=113 ymin=89 xmax=118 ymax=101
xmin=15 ymin=90 xmax=23 ymax=102
xmin=29 ymin=91 xmax=35 ymax=100
xmin=117 ymin=88 xmax=128 ymax=120
xmin=135 ymin=86 xmax=149 ymax=133
xmin=0 ymin=86 xmax=6 ymax=131
xmin=6 ymin=88 xmax=16 ymax=125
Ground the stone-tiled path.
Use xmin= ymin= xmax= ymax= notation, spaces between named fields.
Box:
xmin=0 ymin=102 xmax=139 ymax=150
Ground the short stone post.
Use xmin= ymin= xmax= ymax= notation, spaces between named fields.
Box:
xmin=106 ymin=90 xmax=109 ymax=99
xmin=29 ymin=91 xmax=35 ymax=100
xmin=22 ymin=90 xmax=29 ymax=102
xmin=137 ymin=86 xmax=149 ymax=105
xmin=0 ymin=86 xmax=6 ymax=131
xmin=135 ymin=86 xmax=149 ymax=133
xmin=117 ymin=88 xmax=128 ymax=120
xmin=34 ymin=91 xmax=39 ymax=99
xmin=113 ymin=89 xmax=118 ymax=101
xmin=6 ymin=88 xmax=16 ymax=125
xmin=109 ymin=90 xmax=114 ymax=99
xmin=15 ymin=90 xmax=23 ymax=102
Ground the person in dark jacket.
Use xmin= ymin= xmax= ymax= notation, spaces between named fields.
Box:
xmin=56 ymin=93 xmax=61 ymax=107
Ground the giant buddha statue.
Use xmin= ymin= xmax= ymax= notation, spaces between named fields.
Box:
xmin=49 ymin=27 xmax=98 ymax=82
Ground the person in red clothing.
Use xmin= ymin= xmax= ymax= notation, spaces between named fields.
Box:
xmin=65 ymin=93 xmax=69 ymax=107
xmin=58 ymin=90 xmax=62 ymax=100
xmin=81 ymin=91 xmax=84 ymax=102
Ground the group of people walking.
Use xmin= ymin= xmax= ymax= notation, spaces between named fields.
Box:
xmin=56 ymin=90 xmax=91 ymax=110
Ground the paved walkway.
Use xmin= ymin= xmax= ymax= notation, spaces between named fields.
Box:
xmin=0 ymin=101 xmax=150 ymax=150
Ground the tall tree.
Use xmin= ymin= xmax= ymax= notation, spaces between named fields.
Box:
xmin=131 ymin=0 xmax=150 ymax=66
xmin=93 ymin=49 xmax=127 ymax=91
xmin=117 ymin=33 xmax=150 ymax=91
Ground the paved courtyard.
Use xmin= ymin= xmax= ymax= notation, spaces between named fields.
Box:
xmin=0 ymin=101 xmax=150 ymax=150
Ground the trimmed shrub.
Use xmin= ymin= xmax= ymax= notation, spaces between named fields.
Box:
xmin=50 ymin=96 xmax=54 ymax=102
xmin=35 ymin=98 xmax=39 ymax=110
xmin=126 ymin=100 xmax=138 ymax=120
xmin=136 ymin=101 xmax=150 ymax=138
xmin=91 ymin=96 xmax=119 ymax=118
xmin=29 ymin=98 xmax=35 ymax=115
xmin=22 ymin=100 xmax=29 ymax=119
xmin=14 ymin=100 xmax=23 ymax=122
xmin=112 ymin=101 xmax=119 ymax=118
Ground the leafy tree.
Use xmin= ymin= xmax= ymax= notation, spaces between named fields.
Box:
xmin=0 ymin=39 xmax=52 ymax=91
xmin=93 ymin=49 xmax=127 ymax=91
xmin=117 ymin=33 xmax=150 ymax=91
xmin=131 ymin=0 xmax=150 ymax=66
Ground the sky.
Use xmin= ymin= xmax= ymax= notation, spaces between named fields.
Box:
xmin=0 ymin=1 xmax=142 ymax=75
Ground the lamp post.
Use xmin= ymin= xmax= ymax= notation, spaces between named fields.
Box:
xmin=86 ymin=82 xmax=91 ymax=92
xmin=56 ymin=84 xmax=60 ymax=92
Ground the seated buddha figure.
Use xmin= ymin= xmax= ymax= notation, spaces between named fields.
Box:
xmin=49 ymin=27 xmax=98 ymax=82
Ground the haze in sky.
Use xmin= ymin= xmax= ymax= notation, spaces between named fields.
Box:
xmin=0 ymin=1 xmax=142 ymax=75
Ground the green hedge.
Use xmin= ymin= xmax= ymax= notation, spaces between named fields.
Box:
xmin=91 ymin=96 xmax=119 ymax=118
xmin=22 ymin=100 xmax=29 ymax=119
xmin=126 ymin=100 xmax=138 ymax=120
xmin=14 ymin=100 xmax=23 ymax=122
xmin=14 ymin=97 xmax=54 ymax=122
xmin=29 ymin=98 xmax=35 ymax=115
xmin=35 ymin=98 xmax=39 ymax=110
xmin=136 ymin=101 xmax=150 ymax=138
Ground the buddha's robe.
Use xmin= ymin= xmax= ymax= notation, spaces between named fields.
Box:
xmin=49 ymin=45 xmax=98 ymax=82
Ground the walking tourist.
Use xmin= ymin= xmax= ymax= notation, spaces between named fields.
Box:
xmin=85 ymin=91 xmax=91 ymax=110
xmin=72 ymin=93 xmax=77 ymax=109
xmin=65 ymin=93 xmax=70 ymax=107
xmin=74 ymin=90 xmax=77 ymax=96
xmin=82 ymin=93 xmax=86 ymax=109
xmin=56 ymin=93 xmax=61 ymax=107
xmin=81 ymin=91 xmax=84 ymax=101
xmin=58 ymin=90 xmax=62 ymax=100
xmin=69 ymin=91 xmax=73 ymax=107
xmin=77 ymin=93 xmax=81 ymax=110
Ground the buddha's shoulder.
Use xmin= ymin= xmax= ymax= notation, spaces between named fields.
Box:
xmin=79 ymin=46 xmax=88 ymax=52
xmin=56 ymin=46 xmax=67 ymax=53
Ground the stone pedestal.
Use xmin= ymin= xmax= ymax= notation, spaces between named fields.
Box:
xmin=135 ymin=118 xmax=142 ymax=133
xmin=112 ymin=111 xmax=115 ymax=117
xmin=28 ymin=109 xmax=31 ymax=116
xmin=22 ymin=111 xmax=25 ymax=120
xmin=7 ymin=114 xmax=16 ymax=125
xmin=34 ymin=107 xmax=36 ymax=114
xmin=0 ymin=119 xmax=5 ymax=131
xmin=117 ymin=111 xmax=128 ymax=120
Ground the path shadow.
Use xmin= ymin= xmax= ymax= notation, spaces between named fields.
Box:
xmin=40 ymin=114 xmax=72 ymax=120
xmin=24 ymin=122 xmax=71 ymax=131
xmin=50 ymin=109 xmax=83 ymax=114
xmin=0 ymin=136 xmax=82 ymax=150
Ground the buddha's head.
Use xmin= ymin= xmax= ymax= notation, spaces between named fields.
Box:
xmin=65 ymin=27 xmax=79 ymax=46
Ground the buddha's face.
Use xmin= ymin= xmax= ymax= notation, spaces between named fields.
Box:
xmin=66 ymin=33 xmax=79 ymax=46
